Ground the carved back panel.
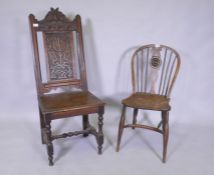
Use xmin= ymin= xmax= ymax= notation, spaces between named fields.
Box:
xmin=43 ymin=32 xmax=74 ymax=81
xmin=131 ymin=44 xmax=180 ymax=97
xmin=29 ymin=8 xmax=87 ymax=95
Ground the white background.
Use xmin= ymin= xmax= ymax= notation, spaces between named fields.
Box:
xmin=0 ymin=0 xmax=214 ymax=174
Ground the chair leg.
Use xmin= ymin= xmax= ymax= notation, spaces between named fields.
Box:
xmin=97 ymin=109 xmax=104 ymax=154
xmin=162 ymin=111 xmax=169 ymax=163
xmin=157 ymin=120 xmax=163 ymax=129
xmin=45 ymin=119 xmax=54 ymax=166
xmin=116 ymin=105 xmax=126 ymax=152
xmin=132 ymin=108 xmax=138 ymax=129
xmin=39 ymin=108 xmax=45 ymax=144
xmin=82 ymin=115 xmax=89 ymax=137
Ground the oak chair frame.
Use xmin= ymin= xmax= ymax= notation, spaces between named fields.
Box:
xmin=116 ymin=44 xmax=181 ymax=163
xmin=29 ymin=8 xmax=105 ymax=166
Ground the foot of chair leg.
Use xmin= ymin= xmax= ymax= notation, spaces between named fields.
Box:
xmin=47 ymin=141 xmax=54 ymax=166
xmin=97 ymin=132 xmax=103 ymax=155
xmin=49 ymin=161 xmax=53 ymax=166
xmin=97 ymin=110 xmax=104 ymax=155
xmin=47 ymin=143 xmax=54 ymax=166
xmin=98 ymin=139 xmax=103 ymax=155
xmin=162 ymin=111 xmax=169 ymax=163
xmin=116 ymin=105 xmax=126 ymax=152
xmin=116 ymin=145 xmax=120 ymax=152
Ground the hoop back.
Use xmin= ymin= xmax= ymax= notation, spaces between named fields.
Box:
xmin=131 ymin=44 xmax=180 ymax=97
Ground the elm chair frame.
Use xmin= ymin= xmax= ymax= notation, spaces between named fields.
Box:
xmin=116 ymin=44 xmax=180 ymax=163
xmin=29 ymin=8 xmax=105 ymax=166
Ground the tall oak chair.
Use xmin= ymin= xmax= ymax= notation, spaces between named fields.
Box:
xmin=116 ymin=44 xmax=180 ymax=162
xmin=29 ymin=8 xmax=105 ymax=166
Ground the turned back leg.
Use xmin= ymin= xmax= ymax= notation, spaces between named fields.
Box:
xmin=82 ymin=115 xmax=89 ymax=137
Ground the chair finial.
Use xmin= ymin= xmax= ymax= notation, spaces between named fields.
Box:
xmin=37 ymin=8 xmax=72 ymax=31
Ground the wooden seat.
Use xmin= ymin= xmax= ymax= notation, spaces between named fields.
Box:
xmin=39 ymin=91 xmax=104 ymax=116
xmin=122 ymin=92 xmax=170 ymax=111
xmin=116 ymin=44 xmax=180 ymax=163
xmin=29 ymin=8 xmax=105 ymax=166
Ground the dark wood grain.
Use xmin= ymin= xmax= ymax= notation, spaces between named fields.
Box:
xmin=29 ymin=8 xmax=105 ymax=166
xmin=122 ymin=92 xmax=170 ymax=111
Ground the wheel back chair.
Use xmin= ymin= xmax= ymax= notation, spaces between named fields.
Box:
xmin=116 ymin=44 xmax=180 ymax=162
xmin=29 ymin=8 xmax=105 ymax=166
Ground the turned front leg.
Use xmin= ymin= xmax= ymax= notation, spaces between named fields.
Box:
xmin=45 ymin=119 xmax=54 ymax=166
xmin=97 ymin=107 xmax=104 ymax=154
xmin=162 ymin=111 xmax=169 ymax=163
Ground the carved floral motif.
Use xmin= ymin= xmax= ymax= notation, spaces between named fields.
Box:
xmin=45 ymin=32 xmax=74 ymax=80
